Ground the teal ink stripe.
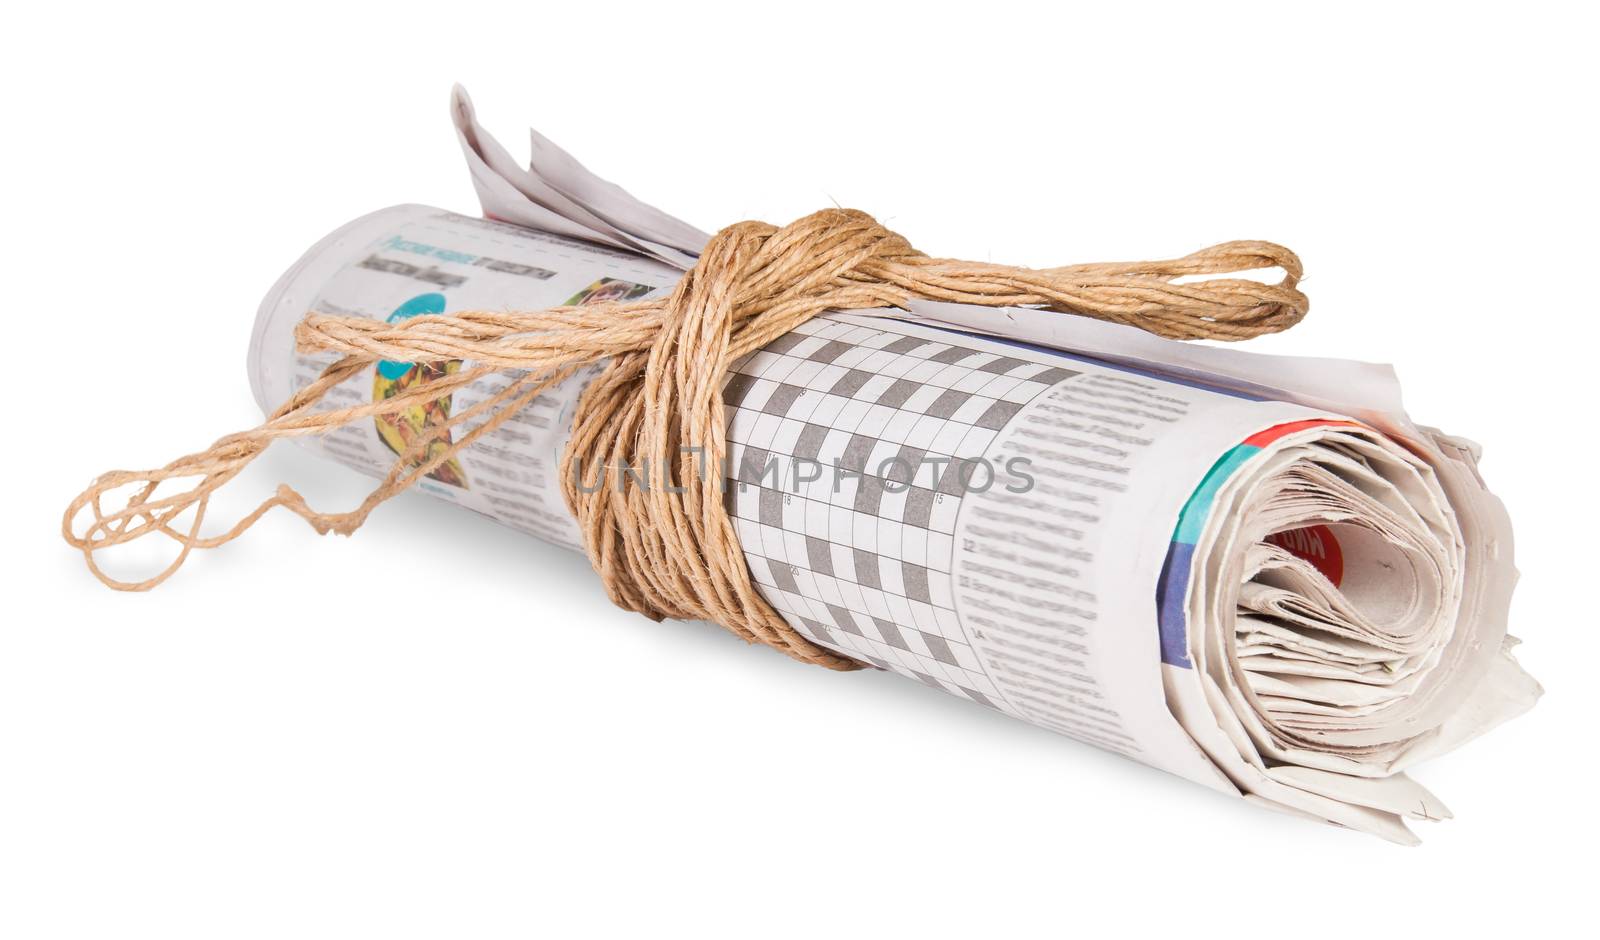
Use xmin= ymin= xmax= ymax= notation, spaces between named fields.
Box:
xmin=1172 ymin=444 xmax=1261 ymax=545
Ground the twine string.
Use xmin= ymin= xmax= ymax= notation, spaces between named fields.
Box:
xmin=62 ymin=209 xmax=1305 ymax=668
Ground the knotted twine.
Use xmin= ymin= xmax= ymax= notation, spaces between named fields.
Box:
xmin=63 ymin=209 xmax=1306 ymax=670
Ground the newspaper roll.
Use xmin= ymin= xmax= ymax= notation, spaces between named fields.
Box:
xmin=250 ymin=195 xmax=1538 ymax=842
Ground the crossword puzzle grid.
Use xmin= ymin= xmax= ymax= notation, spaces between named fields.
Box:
xmin=722 ymin=315 xmax=1078 ymax=709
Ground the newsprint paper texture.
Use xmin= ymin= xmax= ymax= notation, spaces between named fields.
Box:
xmin=244 ymin=93 xmax=1540 ymax=842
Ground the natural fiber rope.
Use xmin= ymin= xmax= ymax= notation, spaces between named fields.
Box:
xmin=62 ymin=209 xmax=1305 ymax=669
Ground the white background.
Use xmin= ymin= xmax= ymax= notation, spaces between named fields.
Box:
xmin=2 ymin=2 xmax=1594 ymax=937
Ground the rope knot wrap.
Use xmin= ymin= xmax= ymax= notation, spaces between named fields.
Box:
xmin=63 ymin=209 xmax=1307 ymax=669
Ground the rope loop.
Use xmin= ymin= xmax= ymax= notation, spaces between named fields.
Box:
xmin=63 ymin=209 xmax=1306 ymax=668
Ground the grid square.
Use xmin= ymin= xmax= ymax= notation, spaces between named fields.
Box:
xmin=873 ymin=618 xmax=910 ymax=650
xmin=758 ymin=487 xmax=784 ymax=526
xmin=805 ymin=536 xmax=834 ymax=576
xmin=881 ymin=335 xmax=926 ymax=355
xmin=759 ymin=332 xmax=809 ymax=356
xmin=793 ymin=423 xmax=829 ymax=461
xmin=808 ymin=340 xmax=853 ymax=363
xmin=828 ymin=369 xmax=875 ymax=398
xmin=877 ymin=378 xmax=921 ymax=409
xmin=762 ymin=383 xmax=806 ymax=416
xmin=903 ymin=487 xmax=936 ymax=528
xmin=978 ymin=355 xmax=1028 ymax=375
xmin=853 ymin=475 xmax=886 ymax=514
xmin=976 ymin=400 xmax=1023 ymax=430
xmin=769 ymin=560 xmax=800 ymax=594
xmin=902 ymin=562 xmax=931 ymax=603
xmin=853 ymin=548 xmax=883 ymax=590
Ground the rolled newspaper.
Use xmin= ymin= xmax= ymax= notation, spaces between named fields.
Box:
xmin=239 ymin=90 xmax=1540 ymax=843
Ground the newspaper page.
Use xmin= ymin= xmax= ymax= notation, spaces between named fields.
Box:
xmin=241 ymin=91 xmax=1541 ymax=842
